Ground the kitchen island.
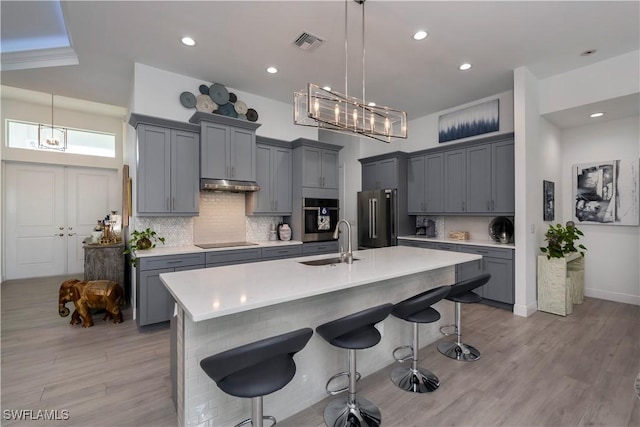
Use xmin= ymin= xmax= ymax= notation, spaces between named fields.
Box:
xmin=161 ymin=245 xmax=481 ymax=427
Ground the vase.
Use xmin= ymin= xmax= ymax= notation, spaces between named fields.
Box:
xmin=138 ymin=237 xmax=152 ymax=250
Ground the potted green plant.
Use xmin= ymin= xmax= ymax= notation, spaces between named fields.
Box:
xmin=540 ymin=221 xmax=587 ymax=259
xmin=123 ymin=228 xmax=165 ymax=267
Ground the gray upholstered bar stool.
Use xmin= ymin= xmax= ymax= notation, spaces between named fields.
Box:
xmin=199 ymin=328 xmax=313 ymax=427
xmin=389 ymin=285 xmax=451 ymax=393
xmin=437 ymin=273 xmax=491 ymax=362
xmin=316 ymin=303 xmax=394 ymax=427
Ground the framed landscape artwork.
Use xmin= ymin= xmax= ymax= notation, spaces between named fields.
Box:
xmin=573 ymin=159 xmax=639 ymax=226
xmin=543 ymin=180 xmax=555 ymax=221
xmin=438 ymin=99 xmax=499 ymax=143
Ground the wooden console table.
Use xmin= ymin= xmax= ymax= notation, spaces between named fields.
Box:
xmin=537 ymin=253 xmax=585 ymax=316
xmin=83 ymin=242 xmax=127 ymax=304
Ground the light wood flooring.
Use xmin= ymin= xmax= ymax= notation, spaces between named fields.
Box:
xmin=1 ymin=275 xmax=639 ymax=427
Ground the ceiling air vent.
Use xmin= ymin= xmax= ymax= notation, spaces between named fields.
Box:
xmin=293 ymin=32 xmax=324 ymax=52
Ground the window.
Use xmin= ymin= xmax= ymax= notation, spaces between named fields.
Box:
xmin=6 ymin=120 xmax=116 ymax=158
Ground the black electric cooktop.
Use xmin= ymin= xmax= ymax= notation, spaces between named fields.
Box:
xmin=195 ymin=241 xmax=258 ymax=249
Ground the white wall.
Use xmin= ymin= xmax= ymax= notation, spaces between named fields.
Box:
xmin=560 ymin=116 xmax=639 ymax=304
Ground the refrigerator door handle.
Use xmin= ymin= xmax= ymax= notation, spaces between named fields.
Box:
xmin=368 ymin=198 xmax=373 ymax=238
xmin=371 ymin=198 xmax=378 ymax=239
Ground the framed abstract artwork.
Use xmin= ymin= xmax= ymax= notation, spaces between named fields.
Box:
xmin=438 ymin=99 xmax=499 ymax=143
xmin=573 ymin=159 xmax=639 ymax=225
xmin=543 ymin=180 xmax=555 ymax=221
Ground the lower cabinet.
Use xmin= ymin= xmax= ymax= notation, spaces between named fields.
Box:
xmin=302 ymin=241 xmax=340 ymax=255
xmin=399 ymin=239 xmax=514 ymax=307
xmin=261 ymin=245 xmax=302 ymax=260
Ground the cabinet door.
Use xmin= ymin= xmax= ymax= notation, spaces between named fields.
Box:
xmin=444 ymin=149 xmax=466 ymax=212
xmin=137 ymin=124 xmax=171 ymax=213
xmin=138 ymin=267 xmax=174 ymax=326
xmin=482 ymin=257 xmax=514 ymax=304
xmin=321 ymin=150 xmax=339 ymax=189
xmin=377 ymin=158 xmax=398 ymax=190
xmin=273 ymin=147 xmax=292 ymax=213
xmin=424 ymin=153 xmax=444 ymax=213
xmin=254 ymin=144 xmax=273 ymax=212
xmin=466 ymin=144 xmax=492 ymax=213
xmin=362 ymin=162 xmax=378 ymax=191
xmin=302 ymin=147 xmax=322 ymax=188
xmin=201 ymin=122 xmax=230 ymax=179
xmin=171 ymin=130 xmax=200 ymax=214
xmin=492 ymin=140 xmax=515 ymax=213
xmin=230 ymin=127 xmax=256 ymax=181
xmin=407 ymin=156 xmax=425 ymax=214
xmin=456 ymin=259 xmax=483 ymax=287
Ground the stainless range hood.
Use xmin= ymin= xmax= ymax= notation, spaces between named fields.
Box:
xmin=200 ymin=178 xmax=260 ymax=192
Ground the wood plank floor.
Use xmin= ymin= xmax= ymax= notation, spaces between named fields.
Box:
xmin=2 ymin=275 xmax=639 ymax=427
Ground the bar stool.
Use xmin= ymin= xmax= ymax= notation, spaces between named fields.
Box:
xmin=316 ymin=303 xmax=393 ymax=427
xmin=389 ymin=285 xmax=451 ymax=393
xmin=200 ymin=328 xmax=313 ymax=427
xmin=437 ymin=273 xmax=491 ymax=362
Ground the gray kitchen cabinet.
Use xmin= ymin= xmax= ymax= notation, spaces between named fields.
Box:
xmin=407 ymin=153 xmax=445 ymax=214
xmin=205 ymin=248 xmax=261 ymax=267
xmin=133 ymin=121 xmax=200 ymax=216
xmin=293 ymin=141 xmax=340 ymax=190
xmin=456 ymin=245 xmax=514 ymax=305
xmin=248 ymin=137 xmax=292 ymax=215
xmin=466 ymin=144 xmax=492 ymax=213
xmin=189 ymin=112 xmax=261 ymax=182
xmin=260 ymin=245 xmax=302 ymax=260
xmin=136 ymin=253 xmax=206 ymax=327
xmin=302 ymin=241 xmax=340 ymax=255
xmin=491 ymin=139 xmax=515 ymax=213
xmin=360 ymin=156 xmax=401 ymax=191
xmin=444 ymin=149 xmax=467 ymax=213
xmin=456 ymin=259 xmax=483 ymax=283
xmin=398 ymin=239 xmax=436 ymax=249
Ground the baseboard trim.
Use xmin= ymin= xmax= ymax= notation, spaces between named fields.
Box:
xmin=513 ymin=301 xmax=538 ymax=317
xmin=585 ymin=288 xmax=640 ymax=305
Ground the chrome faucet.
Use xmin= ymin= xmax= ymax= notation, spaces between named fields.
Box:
xmin=333 ymin=219 xmax=354 ymax=264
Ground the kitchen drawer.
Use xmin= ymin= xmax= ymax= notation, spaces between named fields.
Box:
xmin=399 ymin=240 xmax=437 ymax=249
xmin=138 ymin=253 xmax=206 ymax=271
xmin=206 ymin=248 xmax=261 ymax=267
xmin=261 ymin=245 xmax=302 ymax=260
xmin=456 ymin=245 xmax=513 ymax=260
xmin=434 ymin=242 xmax=458 ymax=252
xmin=302 ymin=241 xmax=339 ymax=255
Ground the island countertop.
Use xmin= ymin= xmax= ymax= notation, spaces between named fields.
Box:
xmin=160 ymin=245 xmax=481 ymax=322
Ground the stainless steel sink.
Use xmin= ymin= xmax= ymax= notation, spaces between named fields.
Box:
xmin=299 ymin=257 xmax=360 ymax=266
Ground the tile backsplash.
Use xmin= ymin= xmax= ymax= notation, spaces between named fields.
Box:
xmin=246 ymin=216 xmax=283 ymax=241
xmin=132 ymin=216 xmax=194 ymax=247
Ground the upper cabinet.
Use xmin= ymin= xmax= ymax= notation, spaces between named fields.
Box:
xmin=406 ymin=134 xmax=514 ymax=215
xmin=130 ymin=114 xmax=200 ymax=216
xmin=292 ymin=139 xmax=341 ymax=191
xmin=360 ymin=153 xmax=406 ymax=191
xmin=190 ymin=112 xmax=261 ymax=182
xmin=246 ymin=137 xmax=292 ymax=215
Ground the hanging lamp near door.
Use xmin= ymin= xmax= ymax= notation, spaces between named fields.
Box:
xmin=38 ymin=94 xmax=67 ymax=151
xmin=293 ymin=0 xmax=407 ymax=143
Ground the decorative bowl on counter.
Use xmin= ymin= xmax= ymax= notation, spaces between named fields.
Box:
xmin=489 ymin=217 xmax=514 ymax=243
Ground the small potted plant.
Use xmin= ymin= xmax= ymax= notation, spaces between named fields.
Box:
xmin=540 ymin=221 xmax=587 ymax=259
xmin=123 ymin=228 xmax=165 ymax=267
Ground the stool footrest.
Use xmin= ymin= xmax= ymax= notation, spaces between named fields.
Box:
xmin=326 ymin=370 xmax=361 ymax=395
xmin=392 ymin=345 xmax=414 ymax=363
xmin=439 ymin=324 xmax=457 ymax=336
xmin=234 ymin=415 xmax=276 ymax=427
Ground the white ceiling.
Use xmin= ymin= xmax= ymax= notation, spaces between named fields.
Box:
xmin=1 ymin=1 xmax=639 ymax=126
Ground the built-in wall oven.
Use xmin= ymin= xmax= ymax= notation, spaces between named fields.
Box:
xmin=301 ymin=197 xmax=339 ymax=242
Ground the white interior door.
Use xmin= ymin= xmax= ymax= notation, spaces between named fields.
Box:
xmin=4 ymin=163 xmax=119 ymax=280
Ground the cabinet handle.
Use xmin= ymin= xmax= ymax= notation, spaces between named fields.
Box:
xmin=231 ymin=166 xmax=235 ymax=178
xmin=424 ymin=202 xmax=427 ymax=212
xmin=227 ymin=166 xmax=230 ymax=177
xmin=323 ymin=177 xmax=326 ymax=187
xmin=319 ymin=176 xmax=323 ymax=187
xmin=462 ymin=201 xmax=465 ymax=211
xmin=59 ymin=226 xmax=64 ymax=230
xmin=491 ymin=200 xmax=495 ymax=211
xmin=167 ymin=197 xmax=170 ymax=211
xmin=487 ymin=201 xmax=490 ymax=211
xmin=68 ymin=233 xmax=77 ymax=236
xmin=166 ymin=260 xmax=182 ymax=264
xmin=172 ymin=197 xmax=175 ymax=210
xmin=275 ymin=200 xmax=278 ymax=211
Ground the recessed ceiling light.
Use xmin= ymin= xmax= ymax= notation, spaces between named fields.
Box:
xmin=368 ymin=102 xmax=376 ymax=107
xmin=459 ymin=63 xmax=472 ymax=71
xmin=266 ymin=66 xmax=278 ymax=74
xmin=181 ymin=37 xmax=196 ymax=46
xmin=323 ymin=86 xmax=332 ymax=91
xmin=590 ymin=112 xmax=605 ymax=118
xmin=581 ymin=49 xmax=597 ymax=57
xmin=413 ymin=30 xmax=428 ymax=41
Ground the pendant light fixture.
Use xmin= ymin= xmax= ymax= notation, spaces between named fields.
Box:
xmin=294 ymin=0 xmax=408 ymax=143
xmin=38 ymin=93 xmax=67 ymax=151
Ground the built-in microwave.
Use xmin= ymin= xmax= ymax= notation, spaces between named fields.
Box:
xmin=301 ymin=197 xmax=339 ymax=242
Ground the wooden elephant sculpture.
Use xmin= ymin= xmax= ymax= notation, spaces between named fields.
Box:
xmin=58 ymin=279 xmax=124 ymax=328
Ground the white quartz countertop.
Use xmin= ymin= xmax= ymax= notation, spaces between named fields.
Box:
xmin=399 ymin=236 xmax=515 ymax=249
xmin=160 ymin=245 xmax=481 ymax=322
xmin=135 ymin=240 xmax=302 ymax=258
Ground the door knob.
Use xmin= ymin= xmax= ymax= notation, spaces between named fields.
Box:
xmin=68 ymin=233 xmax=77 ymax=236
xmin=59 ymin=227 xmax=64 ymax=230
xmin=54 ymin=233 xmax=64 ymax=237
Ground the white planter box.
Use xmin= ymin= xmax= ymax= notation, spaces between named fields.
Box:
xmin=537 ymin=253 xmax=585 ymax=316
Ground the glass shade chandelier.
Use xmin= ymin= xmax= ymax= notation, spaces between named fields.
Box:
xmin=294 ymin=0 xmax=407 ymax=143
xmin=38 ymin=94 xmax=67 ymax=151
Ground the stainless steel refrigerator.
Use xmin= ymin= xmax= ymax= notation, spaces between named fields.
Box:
xmin=357 ymin=189 xmax=398 ymax=249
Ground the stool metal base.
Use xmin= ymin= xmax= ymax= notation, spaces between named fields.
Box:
xmin=323 ymin=396 xmax=381 ymax=427
xmin=437 ymin=341 xmax=481 ymax=362
xmin=390 ymin=365 xmax=440 ymax=393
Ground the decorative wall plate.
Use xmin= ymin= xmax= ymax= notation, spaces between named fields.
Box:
xmin=218 ymin=103 xmax=238 ymax=118
xmin=229 ymin=92 xmax=238 ymax=103
xmin=234 ymin=100 xmax=248 ymax=115
xmin=196 ymin=94 xmax=216 ymax=113
xmin=246 ymin=108 xmax=259 ymax=122
xmin=179 ymin=91 xmax=197 ymax=108
xmin=199 ymin=84 xmax=210 ymax=95
xmin=209 ymin=83 xmax=230 ymax=105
